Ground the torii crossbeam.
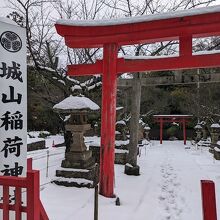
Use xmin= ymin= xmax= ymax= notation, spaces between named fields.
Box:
xmin=55 ymin=6 xmax=220 ymax=198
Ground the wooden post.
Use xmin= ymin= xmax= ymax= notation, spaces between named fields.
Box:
xmin=27 ymin=171 xmax=40 ymax=220
xmin=15 ymin=187 xmax=22 ymax=220
xmin=160 ymin=119 xmax=163 ymax=144
xmin=3 ymin=186 xmax=9 ymax=220
xmin=94 ymin=184 xmax=98 ymax=220
xmin=183 ymin=120 xmax=186 ymax=145
xmin=99 ymin=43 xmax=118 ymax=197
xmin=201 ymin=180 xmax=217 ymax=220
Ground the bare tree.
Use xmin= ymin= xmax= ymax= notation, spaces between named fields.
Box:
xmin=101 ymin=0 xmax=218 ymax=173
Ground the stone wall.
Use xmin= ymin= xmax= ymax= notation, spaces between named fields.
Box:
xmin=27 ymin=140 xmax=46 ymax=151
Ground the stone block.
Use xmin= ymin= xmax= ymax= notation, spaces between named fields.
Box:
xmin=124 ymin=164 xmax=140 ymax=176
xmin=27 ymin=140 xmax=46 ymax=151
xmin=53 ymin=164 xmax=99 ymax=188
xmin=214 ymin=147 xmax=220 ymax=160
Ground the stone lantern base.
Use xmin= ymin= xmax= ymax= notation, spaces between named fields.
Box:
xmin=62 ymin=150 xmax=95 ymax=169
xmin=53 ymin=148 xmax=98 ymax=188
xmin=53 ymin=123 xmax=98 ymax=188
xmin=53 ymin=163 xmax=99 ymax=188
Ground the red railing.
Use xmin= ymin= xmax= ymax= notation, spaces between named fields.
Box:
xmin=0 ymin=158 xmax=49 ymax=220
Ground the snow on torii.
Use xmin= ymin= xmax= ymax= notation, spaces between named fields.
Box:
xmin=55 ymin=5 xmax=220 ymax=198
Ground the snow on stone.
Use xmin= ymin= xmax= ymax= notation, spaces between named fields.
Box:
xmin=115 ymin=149 xmax=129 ymax=153
xmin=120 ymin=73 xmax=134 ymax=79
xmin=125 ymin=163 xmax=133 ymax=168
xmin=116 ymin=106 xmax=124 ymax=111
xmin=116 ymin=120 xmax=126 ymax=125
xmin=211 ymin=123 xmax=220 ymax=128
xmin=56 ymin=167 xmax=90 ymax=172
xmin=64 ymin=114 xmax=71 ymax=122
xmin=58 ymin=79 xmax=66 ymax=85
xmin=214 ymin=147 xmax=220 ymax=152
xmin=87 ymin=84 xmax=96 ymax=91
xmin=56 ymin=5 xmax=220 ymax=27
xmin=53 ymin=177 xmax=93 ymax=184
xmin=116 ymin=140 xmax=129 ymax=146
xmin=194 ymin=124 xmax=202 ymax=129
xmin=71 ymin=84 xmax=82 ymax=92
xmin=139 ymin=119 xmax=145 ymax=126
xmin=53 ymin=95 xmax=100 ymax=111
xmin=96 ymin=81 xmax=102 ymax=86
xmin=66 ymin=76 xmax=80 ymax=84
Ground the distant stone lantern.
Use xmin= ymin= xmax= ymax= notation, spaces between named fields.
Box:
xmin=53 ymin=95 xmax=100 ymax=187
xmin=210 ymin=123 xmax=220 ymax=153
xmin=144 ymin=124 xmax=151 ymax=141
xmin=200 ymin=121 xmax=208 ymax=140
xmin=194 ymin=123 xmax=202 ymax=142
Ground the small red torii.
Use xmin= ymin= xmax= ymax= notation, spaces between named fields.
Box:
xmin=153 ymin=115 xmax=192 ymax=145
xmin=55 ymin=6 xmax=220 ymax=198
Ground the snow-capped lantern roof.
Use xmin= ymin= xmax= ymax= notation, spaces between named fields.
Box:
xmin=53 ymin=95 xmax=100 ymax=113
xmin=211 ymin=123 xmax=220 ymax=129
xmin=194 ymin=124 xmax=202 ymax=129
xmin=144 ymin=125 xmax=151 ymax=131
xmin=71 ymin=85 xmax=82 ymax=92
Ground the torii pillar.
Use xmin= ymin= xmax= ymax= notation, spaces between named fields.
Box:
xmin=99 ymin=43 xmax=118 ymax=196
xmin=55 ymin=6 xmax=220 ymax=197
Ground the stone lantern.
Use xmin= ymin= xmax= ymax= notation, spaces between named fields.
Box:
xmin=53 ymin=95 xmax=100 ymax=187
xmin=194 ymin=124 xmax=202 ymax=142
xmin=144 ymin=124 xmax=151 ymax=141
xmin=115 ymin=106 xmax=128 ymax=141
xmin=210 ymin=123 xmax=220 ymax=153
xmin=200 ymin=121 xmax=208 ymax=140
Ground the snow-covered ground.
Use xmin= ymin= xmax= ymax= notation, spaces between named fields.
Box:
xmin=25 ymin=137 xmax=220 ymax=220
xmin=2 ymin=135 xmax=218 ymax=219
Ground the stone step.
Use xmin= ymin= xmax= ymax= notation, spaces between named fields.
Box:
xmin=52 ymin=177 xmax=94 ymax=188
xmin=56 ymin=166 xmax=98 ymax=181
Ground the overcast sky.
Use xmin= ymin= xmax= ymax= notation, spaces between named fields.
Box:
xmin=1 ymin=0 xmax=220 ymax=17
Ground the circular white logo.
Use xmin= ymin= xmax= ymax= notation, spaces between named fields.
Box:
xmin=0 ymin=31 xmax=22 ymax=53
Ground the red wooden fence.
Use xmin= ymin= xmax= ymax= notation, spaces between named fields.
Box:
xmin=201 ymin=180 xmax=218 ymax=220
xmin=0 ymin=158 xmax=49 ymax=220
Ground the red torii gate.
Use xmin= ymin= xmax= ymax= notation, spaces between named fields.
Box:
xmin=55 ymin=6 xmax=220 ymax=198
xmin=153 ymin=115 xmax=192 ymax=145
